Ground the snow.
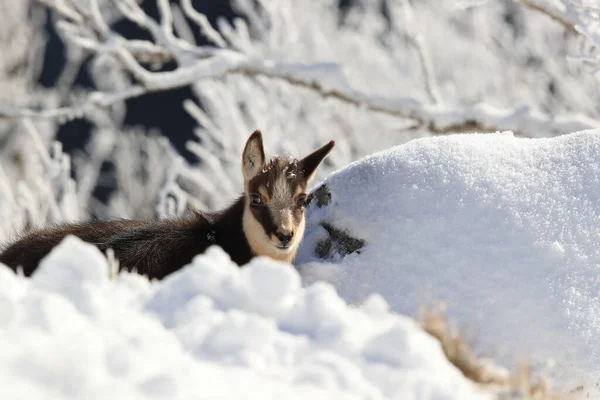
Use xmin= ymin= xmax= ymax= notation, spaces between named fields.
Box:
xmin=3 ymin=130 xmax=600 ymax=398
xmin=0 ymin=236 xmax=491 ymax=400
xmin=296 ymin=129 xmax=600 ymax=394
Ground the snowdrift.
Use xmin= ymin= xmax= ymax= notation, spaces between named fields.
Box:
xmin=2 ymin=130 xmax=599 ymax=398
xmin=297 ymin=130 xmax=600 ymax=394
xmin=0 ymin=237 xmax=492 ymax=400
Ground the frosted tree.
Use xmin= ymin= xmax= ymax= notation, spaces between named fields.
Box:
xmin=508 ymin=0 xmax=600 ymax=68
xmin=1 ymin=0 xmax=600 ymax=227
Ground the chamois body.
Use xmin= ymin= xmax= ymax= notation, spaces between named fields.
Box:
xmin=0 ymin=131 xmax=334 ymax=280
xmin=0 ymin=197 xmax=251 ymax=279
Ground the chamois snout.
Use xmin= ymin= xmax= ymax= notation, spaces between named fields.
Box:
xmin=275 ymin=230 xmax=294 ymax=247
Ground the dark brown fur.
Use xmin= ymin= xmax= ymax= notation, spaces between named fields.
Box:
xmin=0 ymin=196 xmax=251 ymax=280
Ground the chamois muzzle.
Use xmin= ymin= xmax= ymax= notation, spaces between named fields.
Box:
xmin=275 ymin=230 xmax=294 ymax=247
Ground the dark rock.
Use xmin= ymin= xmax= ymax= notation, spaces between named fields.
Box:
xmin=316 ymin=222 xmax=365 ymax=259
xmin=309 ymin=184 xmax=332 ymax=208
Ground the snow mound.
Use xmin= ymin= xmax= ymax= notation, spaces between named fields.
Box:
xmin=0 ymin=236 xmax=491 ymax=400
xmin=297 ymin=130 xmax=600 ymax=393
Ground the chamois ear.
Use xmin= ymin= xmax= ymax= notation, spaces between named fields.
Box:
xmin=242 ymin=130 xmax=266 ymax=182
xmin=299 ymin=140 xmax=335 ymax=182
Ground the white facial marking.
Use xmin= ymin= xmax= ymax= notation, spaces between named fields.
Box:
xmin=269 ymin=174 xmax=297 ymax=237
xmin=275 ymin=209 xmax=294 ymax=234
xmin=243 ymin=202 xmax=303 ymax=263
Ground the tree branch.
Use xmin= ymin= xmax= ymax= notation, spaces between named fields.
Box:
xmin=2 ymin=55 xmax=597 ymax=137
xmin=2 ymin=0 xmax=598 ymax=139
xmin=396 ymin=0 xmax=443 ymax=105
xmin=509 ymin=0 xmax=600 ymax=73
xmin=508 ymin=0 xmax=579 ymax=33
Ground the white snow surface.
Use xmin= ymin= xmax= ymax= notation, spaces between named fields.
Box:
xmin=297 ymin=129 xmax=600 ymax=393
xmin=0 ymin=237 xmax=490 ymax=400
xmin=3 ymin=130 xmax=600 ymax=398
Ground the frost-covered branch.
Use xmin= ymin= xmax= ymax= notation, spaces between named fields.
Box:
xmin=0 ymin=119 xmax=81 ymax=238
xmin=180 ymin=0 xmax=226 ymax=47
xmin=509 ymin=0 xmax=600 ymax=68
xmin=394 ymin=0 xmax=443 ymax=105
xmin=1 ymin=0 xmax=597 ymax=139
xmin=2 ymin=58 xmax=597 ymax=138
xmin=508 ymin=0 xmax=579 ymax=33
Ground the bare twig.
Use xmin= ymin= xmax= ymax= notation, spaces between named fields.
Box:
xmin=106 ymin=248 xmax=120 ymax=280
xmin=508 ymin=0 xmax=578 ymax=33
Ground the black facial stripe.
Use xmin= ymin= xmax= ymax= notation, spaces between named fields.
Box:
xmin=249 ymin=202 xmax=305 ymax=237
xmin=251 ymin=206 xmax=278 ymax=235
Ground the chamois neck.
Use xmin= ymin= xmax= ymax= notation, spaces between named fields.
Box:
xmin=213 ymin=195 xmax=246 ymax=225
xmin=208 ymin=195 xmax=253 ymax=266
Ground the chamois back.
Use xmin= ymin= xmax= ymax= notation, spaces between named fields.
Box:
xmin=0 ymin=197 xmax=252 ymax=279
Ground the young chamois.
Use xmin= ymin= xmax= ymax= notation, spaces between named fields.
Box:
xmin=0 ymin=131 xmax=335 ymax=279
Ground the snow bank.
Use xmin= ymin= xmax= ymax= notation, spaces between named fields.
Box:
xmin=4 ymin=130 xmax=599 ymax=398
xmin=0 ymin=236 xmax=491 ymax=400
xmin=297 ymin=130 xmax=600 ymax=394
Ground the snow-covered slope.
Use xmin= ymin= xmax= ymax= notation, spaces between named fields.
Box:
xmin=297 ymin=130 xmax=600 ymax=394
xmin=3 ymin=130 xmax=599 ymax=398
xmin=0 ymin=237 xmax=493 ymax=400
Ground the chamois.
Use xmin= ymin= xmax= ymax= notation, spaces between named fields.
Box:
xmin=0 ymin=131 xmax=335 ymax=279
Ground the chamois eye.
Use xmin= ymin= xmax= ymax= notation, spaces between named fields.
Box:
xmin=297 ymin=195 xmax=307 ymax=208
xmin=250 ymin=194 xmax=262 ymax=206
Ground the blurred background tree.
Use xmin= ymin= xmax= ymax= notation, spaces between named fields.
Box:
xmin=0 ymin=0 xmax=598 ymax=236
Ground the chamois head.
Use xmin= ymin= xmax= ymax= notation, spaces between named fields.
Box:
xmin=241 ymin=130 xmax=334 ymax=263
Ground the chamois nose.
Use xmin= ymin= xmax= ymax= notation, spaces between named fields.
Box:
xmin=275 ymin=230 xmax=294 ymax=244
